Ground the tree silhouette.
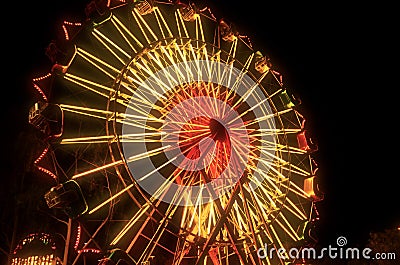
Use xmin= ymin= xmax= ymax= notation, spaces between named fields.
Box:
xmin=346 ymin=227 xmax=400 ymax=265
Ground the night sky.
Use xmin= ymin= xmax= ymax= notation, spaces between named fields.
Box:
xmin=2 ymin=0 xmax=399 ymax=258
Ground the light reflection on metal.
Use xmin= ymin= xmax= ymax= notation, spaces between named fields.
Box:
xmin=44 ymin=180 xmax=88 ymax=219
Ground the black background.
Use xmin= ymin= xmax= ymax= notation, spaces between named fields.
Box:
xmin=2 ymin=0 xmax=399 ymax=256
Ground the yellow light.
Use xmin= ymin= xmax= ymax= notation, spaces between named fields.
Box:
xmin=11 ymin=254 xmax=60 ymax=265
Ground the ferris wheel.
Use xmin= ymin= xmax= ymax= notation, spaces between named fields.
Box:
xmin=28 ymin=0 xmax=323 ymax=264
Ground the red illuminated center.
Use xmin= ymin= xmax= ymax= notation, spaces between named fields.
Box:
xmin=147 ymin=81 xmax=258 ymax=186
xmin=178 ymin=116 xmax=231 ymax=180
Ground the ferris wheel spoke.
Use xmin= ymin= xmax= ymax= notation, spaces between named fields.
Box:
xmin=217 ymin=56 xmax=235 ymax=89
xmin=194 ymin=15 xmax=206 ymax=43
xmin=126 ymin=145 xmax=170 ymax=163
xmin=246 ymin=108 xmax=293 ymax=127
xmin=76 ymin=48 xmax=120 ymax=78
xmin=92 ymin=29 xmax=130 ymax=65
xmin=257 ymin=148 xmax=312 ymax=177
xmin=131 ymin=8 xmax=158 ymax=44
xmin=235 ymin=71 xmax=271 ymax=110
xmin=257 ymin=137 xmax=307 ymax=155
xmin=111 ymin=15 xmax=144 ymax=50
xmin=176 ymin=8 xmax=192 ymax=38
xmin=278 ymin=211 xmax=302 ymax=241
xmin=135 ymin=62 xmax=175 ymax=93
xmin=154 ymin=7 xmax=174 ymax=39
xmin=158 ymin=46 xmax=190 ymax=81
xmin=117 ymin=117 xmax=161 ymax=131
xmin=63 ymin=73 xmax=113 ymax=98
xmin=268 ymin=225 xmax=290 ymax=263
xmin=122 ymin=173 xmax=186 ymax=253
xmin=245 ymin=198 xmax=287 ymax=265
xmin=137 ymin=198 xmax=183 ymax=263
xmin=116 ymin=91 xmax=158 ymax=115
xmin=60 ymin=103 xmax=112 ymax=114
xmin=227 ymin=38 xmax=238 ymax=63
xmin=172 ymin=41 xmax=197 ymax=79
xmin=143 ymin=55 xmax=181 ymax=88
xmin=70 ymin=145 xmax=170 ymax=180
xmin=61 ymin=135 xmax=115 ymax=144
xmin=249 ymin=127 xmax=302 ymax=136
xmin=112 ymin=207 xmax=173 ymax=257
xmin=243 ymin=172 xmax=282 ymax=213
xmin=123 ymin=69 xmax=169 ymax=100
xmin=59 ymin=104 xmax=163 ymax=134
xmin=71 ymin=160 xmax=124 ymax=179
xmin=110 ymin=203 xmax=151 ymax=245
xmin=126 ymin=203 xmax=168 ymax=253
xmin=108 ymin=19 xmax=139 ymax=54
xmin=238 ymin=185 xmax=264 ymax=264
xmin=223 ymin=53 xmax=255 ymax=105
xmin=248 ymin=163 xmax=287 ymax=193
xmin=123 ymin=69 xmax=161 ymax=95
